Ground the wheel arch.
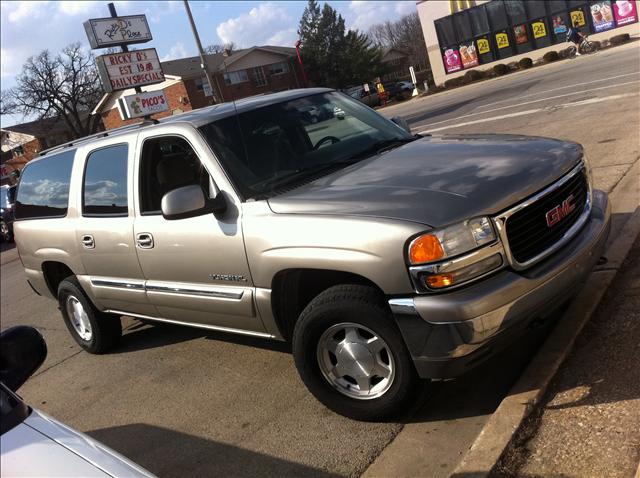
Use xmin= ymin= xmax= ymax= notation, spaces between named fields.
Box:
xmin=41 ymin=261 xmax=75 ymax=297
xmin=270 ymin=268 xmax=385 ymax=341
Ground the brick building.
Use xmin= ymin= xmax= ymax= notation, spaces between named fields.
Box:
xmin=94 ymin=45 xmax=303 ymax=129
xmin=1 ymin=117 xmax=90 ymax=185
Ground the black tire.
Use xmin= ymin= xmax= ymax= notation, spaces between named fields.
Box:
xmin=582 ymin=41 xmax=597 ymax=54
xmin=292 ymin=284 xmax=419 ymax=421
xmin=58 ymin=277 xmax=121 ymax=354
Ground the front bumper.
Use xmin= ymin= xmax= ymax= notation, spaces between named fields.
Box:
xmin=389 ymin=189 xmax=610 ymax=379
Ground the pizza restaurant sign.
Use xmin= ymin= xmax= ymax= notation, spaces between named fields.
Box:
xmin=119 ymin=90 xmax=169 ymax=120
xmin=96 ymin=48 xmax=165 ymax=92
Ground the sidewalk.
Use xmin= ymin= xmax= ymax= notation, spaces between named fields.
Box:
xmin=496 ymin=238 xmax=640 ymax=478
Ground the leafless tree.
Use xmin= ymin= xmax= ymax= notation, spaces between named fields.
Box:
xmin=204 ymin=42 xmax=236 ymax=55
xmin=368 ymin=13 xmax=429 ymax=72
xmin=2 ymin=43 xmax=103 ymax=138
xmin=0 ymin=90 xmax=13 ymax=116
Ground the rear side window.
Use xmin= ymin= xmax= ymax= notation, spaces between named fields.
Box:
xmin=15 ymin=150 xmax=75 ymax=220
xmin=83 ymin=144 xmax=129 ymax=216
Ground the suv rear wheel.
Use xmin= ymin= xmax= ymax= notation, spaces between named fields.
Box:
xmin=292 ymin=284 xmax=419 ymax=421
xmin=58 ymin=277 xmax=121 ymax=354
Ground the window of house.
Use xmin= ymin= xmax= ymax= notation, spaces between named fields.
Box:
xmin=268 ymin=62 xmax=289 ymax=76
xmin=12 ymin=146 xmax=24 ymax=157
xmin=195 ymin=78 xmax=205 ymax=91
xmin=223 ymin=70 xmax=249 ymax=85
xmin=253 ymin=66 xmax=267 ymax=86
xmin=82 ymin=144 xmax=128 ymax=216
xmin=15 ymin=149 xmax=75 ymax=220
xmin=139 ymin=136 xmax=211 ymax=214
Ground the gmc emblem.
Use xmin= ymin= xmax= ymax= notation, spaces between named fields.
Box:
xmin=545 ymin=194 xmax=576 ymax=227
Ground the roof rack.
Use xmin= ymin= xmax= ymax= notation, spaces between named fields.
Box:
xmin=38 ymin=120 xmax=156 ymax=157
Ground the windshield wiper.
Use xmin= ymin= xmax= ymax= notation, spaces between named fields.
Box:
xmin=258 ymin=160 xmax=359 ymax=193
xmin=349 ymin=136 xmax=418 ymax=161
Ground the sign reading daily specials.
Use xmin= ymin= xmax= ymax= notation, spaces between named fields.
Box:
xmin=84 ymin=15 xmax=152 ymax=49
xmin=95 ymin=48 xmax=165 ymax=92
xmin=120 ymin=90 xmax=169 ymax=119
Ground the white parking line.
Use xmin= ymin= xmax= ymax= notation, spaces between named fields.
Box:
xmin=417 ymin=79 xmax=640 ymax=129
xmin=419 ymin=92 xmax=639 ymax=134
xmin=474 ymin=71 xmax=640 ymax=109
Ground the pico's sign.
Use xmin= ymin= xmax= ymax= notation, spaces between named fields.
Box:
xmin=120 ymin=90 xmax=169 ymax=119
xmin=96 ymin=48 xmax=165 ymax=92
xmin=84 ymin=15 xmax=152 ymax=49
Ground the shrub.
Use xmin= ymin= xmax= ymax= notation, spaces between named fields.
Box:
xmin=542 ymin=51 xmax=559 ymax=63
xmin=444 ymin=77 xmax=463 ymax=88
xmin=463 ymin=69 xmax=483 ymax=83
xmin=558 ymin=47 xmax=573 ymax=59
xmin=610 ymin=33 xmax=630 ymax=45
xmin=493 ymin=64 xmax=509 ymax=76
xmin=518 ymin=57 xmax=533 ymax=69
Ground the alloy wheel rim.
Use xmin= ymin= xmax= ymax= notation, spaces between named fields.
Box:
xmin=317 ymin=322 xmax=395 ymax=400
xmin=66 ymin=296 xmax=92 ymax=341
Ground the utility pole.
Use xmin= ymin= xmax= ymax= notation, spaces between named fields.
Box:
xmin=183 ymin=0 xmax=217 ymax=103
xmin=107 ymin=3 xmax=142 ymax=95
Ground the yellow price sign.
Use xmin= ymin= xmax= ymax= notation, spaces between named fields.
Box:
xmin=532 ymin=21 xmax=547 ymax=38
xmin=570 ymin=10 xmax=586 ymax=27
xmin=495 ymin=32 xmax=510 ymax=49
xmin=477 ymin=38 xmax=490 ymax=54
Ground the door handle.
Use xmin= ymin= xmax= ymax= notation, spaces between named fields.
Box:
xmin=81 ymin=234 xmax=95 ymax=249
xmin=136 ymin=233 xmax=154 ymax=249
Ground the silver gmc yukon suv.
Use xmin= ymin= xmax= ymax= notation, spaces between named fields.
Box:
xmin=14 ymin=88 xmax=610 ymax=420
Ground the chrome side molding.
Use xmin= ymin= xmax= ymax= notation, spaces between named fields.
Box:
xmin=89 ymin=277 xmax=244 ymax=300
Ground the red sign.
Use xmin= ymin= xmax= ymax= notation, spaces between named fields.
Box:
xmin=613 ymin=0 xmax=638 ymax=25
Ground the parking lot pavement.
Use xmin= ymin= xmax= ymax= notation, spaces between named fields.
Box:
xmin=1 ymin=44 xmax=638 ymax=478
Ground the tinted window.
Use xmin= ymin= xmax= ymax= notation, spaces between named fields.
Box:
xmin=139 ymin=136 xmax=211 ymax=214
xmin=547 ymin=0 xmax=567 ymax=12
xmin=486 ymin=1 xmax=509 ymax=29
xmin=15 ymin=150 xmax=75 ymax=220
xmin=504 ymin=0 xmax=527 ymax=24
xmin=454 ymin=12 xmax=473 ymax=40
xmin=526 ymin=1 xmax=547 ymax=19
xmin=469 ymin=6 xmax=491 ymax=35
xmin=435 ymin=16 xmax=457 ymax=45
xmin=83 ymin=144 xmax=128 ymax=216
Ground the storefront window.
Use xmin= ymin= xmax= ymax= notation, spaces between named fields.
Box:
xmin=435 ymin=16 xmax=458 ymax=46
xmin=525 ymin=1 xmax=547 ymax=19
xmin=547 ymin=1 xmax=567 ymax=13
xmin=505 ymin=0 xmax=527 ymax=24
xmin=469 ymin=7 xmax=490 ymax=35
xmin=486 ymin=1 xmax=510 ymax=29
xmin=454 ymin=12 xmax=473 ymax=40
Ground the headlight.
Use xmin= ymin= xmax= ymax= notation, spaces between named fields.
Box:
xmin=408 ymin=217 xmax=496 ymax=265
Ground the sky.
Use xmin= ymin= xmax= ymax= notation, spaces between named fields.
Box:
xmin=0 ymin=0 xmax=416 ymax=127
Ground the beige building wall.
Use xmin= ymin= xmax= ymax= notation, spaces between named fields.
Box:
xmin=417 ymin=0 xmax=640 ymax=86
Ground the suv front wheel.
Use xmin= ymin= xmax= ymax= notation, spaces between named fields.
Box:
xmin=292 ymin=284 xmax=419 ymax=421
xmin=58 ymin=277 xmax=122 ymax=354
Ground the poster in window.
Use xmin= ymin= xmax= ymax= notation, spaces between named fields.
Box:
xmin=459 ymin=41 xmax=479 ymax=68
xmin=495 ymin=32 xmax=510 ymax=49
xmin=477 ymin=37 xmax=491 ymax=55
xmin=513 ymin=24 xmax=529 ymax=44
xmin=531 ymin=20 xmax=547 ymax=39
xmin=590 ymin=1 xmax=615 ymax=32
xmin=570 ymin=9 xmax=587 ymax=26
xmin=613 ymin=0 xmax=638 ymax=25
xmin=442 ymin=48 xmax=462 ymax=73
xmin=552 ymin=15 xmax=568 ymax=34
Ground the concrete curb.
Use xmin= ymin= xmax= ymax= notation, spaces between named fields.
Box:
xmin=450 ymin=205 xmax=640 ymax=478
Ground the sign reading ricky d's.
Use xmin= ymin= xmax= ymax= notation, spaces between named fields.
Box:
xmin=84 ymin=15 xmax=152 ymax=49
xmin=96 ymin=48 xmax=165 ymax=92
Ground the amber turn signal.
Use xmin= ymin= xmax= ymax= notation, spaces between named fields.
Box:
xmin=409 ymin=234 xmax=445 ymax=265
xmin=425 ymin=274 xmax=454 ymax=288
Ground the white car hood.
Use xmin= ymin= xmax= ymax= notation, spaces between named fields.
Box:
xmin=1 ymin=409 xmax=154 ymax=477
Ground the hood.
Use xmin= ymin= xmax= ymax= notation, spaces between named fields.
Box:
xmin=267 ymin=134 xmax=583 ymax=228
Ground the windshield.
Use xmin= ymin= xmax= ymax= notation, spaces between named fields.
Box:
xmin=199 ymin=91 xmax=413 ymax=199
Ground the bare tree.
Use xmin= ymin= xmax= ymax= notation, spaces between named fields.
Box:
xmin=204 ymin=42 xmax=236 ymax=55
xmin=368 ymin=13 xmax=429 ymax=72
xmin=2 ymin=43 xmax=103 ymax=138
xmin=0 ymin=90 xmax=13 ymax=116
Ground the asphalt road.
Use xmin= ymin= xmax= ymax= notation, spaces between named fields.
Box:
xmin=1 ymin=42 xmax=639 ymax=478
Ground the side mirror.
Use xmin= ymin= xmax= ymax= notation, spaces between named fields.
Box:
xmin=391 ymin=116 xmax=411 ymax=134
xmin=161 ymin=185 xmax=227 ymax=221
xmin=0 ymin=326 xmax=47 ymax=392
